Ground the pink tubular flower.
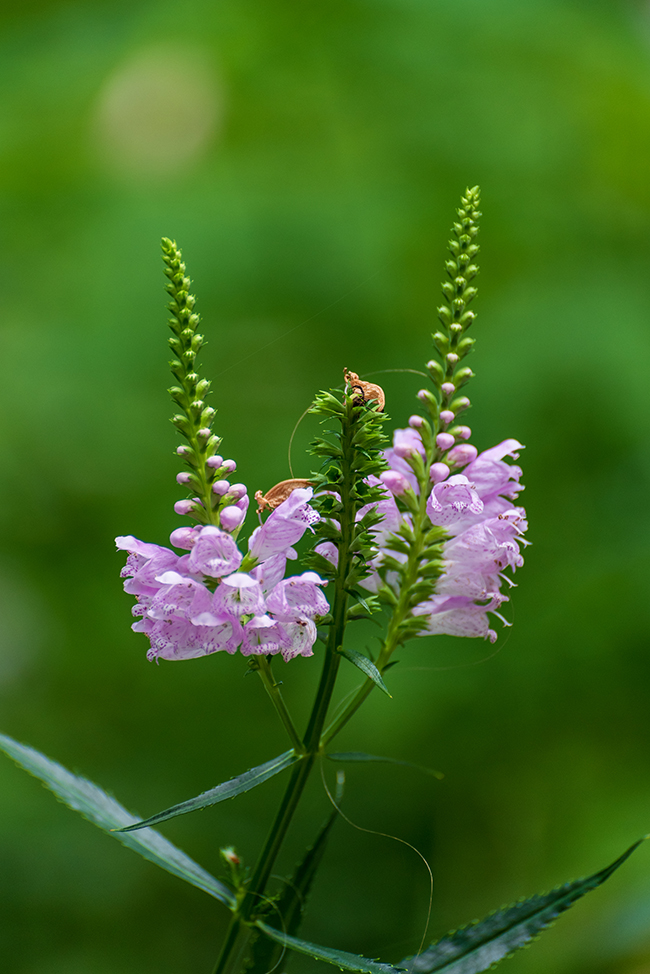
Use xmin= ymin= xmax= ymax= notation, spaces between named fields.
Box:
xmin=248 ymin=487 xmax=320 ymax=562
xmin=391 ymin=427 xmax=425 ymax=460
xmin=427 ymin=474 xmax=483 ymax=527
xmin=413 ymin=595 xmax=503 ymax=643
xmin=280 ymin=618 xmax=318 ymax=660
xmin=265 ymin=572 xmax=329 ymax=621
xmin=380 ymin=470 xmax=411 ymax=495
xmin=365 ymin=437 xmax=528 ymax=642
xmin=213 ymin=573 xmax=266 ymax=618
xmin=187 ymin=526 xmax=243 ymax=577
xmin=241 ymin=615 xmax=291 ymax=657
xmin=220 ymin=506 xmax=246 ymax=532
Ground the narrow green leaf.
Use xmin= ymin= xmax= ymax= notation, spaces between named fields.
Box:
xmin=327 ymin=752 xmax=443 ymax=780
xmin=0 ymin=732 xmax=235 ymax=909
xmin=247 ymin=801 xmax=342 ymax=974
xmin=117 ymin=749 xmax=302 ymax=832
xmin=339 ymin=648 xmax=391 ymax=697
xmin=400 ymin=838 xmax=646 ymax=974
xmin=256 ymin=921 xmax=405 ymax=974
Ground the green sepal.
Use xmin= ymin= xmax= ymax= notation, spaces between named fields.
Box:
xmin=339 ymin=648 xmax=391 ymax=697
xmin=116 ymin=750 xmax=302 ymax=833
xmin=399 ymin=837 xmax=646 ymax=974
xmin=347 ymin=596 xmax=380 ymax=621
xmin=0 ymin=732 xmax=236 ymax=909
xmin=326 ymin=752 xmax=443 ymax=779
xmin=256 ymin=921 xmax=406 ymax=974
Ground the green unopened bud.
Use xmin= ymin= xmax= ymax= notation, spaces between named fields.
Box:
xmin=457 ymin=337 xmax=475 ymax=355
xmin=433 ymin=331 xmax=449 ymax=353
xmin=162 ymin=237 xmax=223 ymax=526
xmin=450 ymin=396 xmax=470 ymax=413
xmin=453 ymin=367 xmax=474 ymax=388
xmin=426 ymin=359 xmax=444 ymax=382
xmin=172 ymin=414 xmax=190 ymax=433
xmin=169 ymin=387 xmax=188 ymax=407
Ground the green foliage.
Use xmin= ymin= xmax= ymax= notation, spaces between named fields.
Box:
xmin=117 ymin=749 xmax=302 ymax=833
xmin=430 ymin=186 xmax=482 ymax=399
xmin=306 ymin=386 xmax=389 ymax=611
xmin=399 ymin=838 xmax=646 ymax=974
xmin=0 ymin=733 xmax=236 ymax=909
xmin=246 ymin=801 xmax=341 ymax=974
xmin=339 ymin=647 xmax=392 ymax=697
xmin=255 ymin=921 xmax=405 ymax=974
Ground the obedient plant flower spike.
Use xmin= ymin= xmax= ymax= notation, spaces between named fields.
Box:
xmin=428 ymin=186 xmax=481 ymax=404
xmin=232 ymin=382 xmax=389 ymax=935
xmin=161 ymin=238 xmax=222 ymax=527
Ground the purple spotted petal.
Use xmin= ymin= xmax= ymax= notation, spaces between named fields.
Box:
xmin=213 ymin=573 xmax=266 ymax=618
xmin=265 ymin=572 xmax=328 ymax=621
xmin=279 ymin=619 xmax=318 ymax=660
xmin=187 ymin=526 xmax=243 ymax=578
xmin=241 ymin=615 xmax=291 ymax=656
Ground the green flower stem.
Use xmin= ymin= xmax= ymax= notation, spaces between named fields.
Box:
xmin=252 ymin=657 xmax=305 ymax=754
xmin=212 ymin=398 xmax=363 ymax=974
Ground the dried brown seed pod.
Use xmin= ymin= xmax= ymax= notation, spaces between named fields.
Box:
xmin=343 ymin=369 xmax=385 ymax=411
xmin=255 ymin=478 xmax=313 ymax=513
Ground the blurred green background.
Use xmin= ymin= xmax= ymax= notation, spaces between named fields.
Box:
xmin=2 ymin=0 xmax=650 ymax=971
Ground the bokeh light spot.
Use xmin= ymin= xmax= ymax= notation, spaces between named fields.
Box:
xmin=92 ymin=45 xmax=222 ymax=178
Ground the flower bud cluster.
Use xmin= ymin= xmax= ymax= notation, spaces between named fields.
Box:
xmin=365 ymin=431 xmax=528 ymax=642
xmin=163 ymin=238 xmax=243 ymax=529
xmin=417 ymin=187 xmax=482 ymax=468
xmin=117 ymin=487 xmax=326 ymax=663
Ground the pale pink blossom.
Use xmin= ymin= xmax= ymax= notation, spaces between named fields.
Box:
xmin=187 ymin=526 xmax=243 ymax=577
xmin=249 ymin=487 xmax=320 ymax=562
xmin=265 ymin=572 xmax=328 ymax=621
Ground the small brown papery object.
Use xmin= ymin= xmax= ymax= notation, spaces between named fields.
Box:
xmin=255 ymin=479 xmax=313 ymax=513
xmin=343 ymin=369 xmax=385 ymax=412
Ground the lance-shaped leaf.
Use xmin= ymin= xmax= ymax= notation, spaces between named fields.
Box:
xmin=256 ymin=921 xmax=406 ymax=974
xmin=247 ymin=792 xmax=342 ymax=974
xmin=327 ymin=752 xmax=443 ymax=780
xmin=117 ymin=749 xmax=302 ymax=832
xmin=0 ymin=732 xmax=235 ymax=909
xmin=339 ymin=648 xmax=391 ymax=697
xmin=400 ymin=837 xmax=646 ymax=974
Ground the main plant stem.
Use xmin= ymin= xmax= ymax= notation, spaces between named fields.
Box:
xmin=212 ymin=400 xmax=358 ymax=974
xmin=321 ymin=473 xmax=433 ymax=748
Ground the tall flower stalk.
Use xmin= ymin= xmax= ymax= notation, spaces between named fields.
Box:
xmin=25 ymin=191 xmax=637 ymax=974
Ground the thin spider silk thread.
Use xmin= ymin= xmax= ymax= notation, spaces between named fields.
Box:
xmin=213 ymin=264 xmax=397 ymax=381
xmin=318 ymin=759 xmax=434 ymax=961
